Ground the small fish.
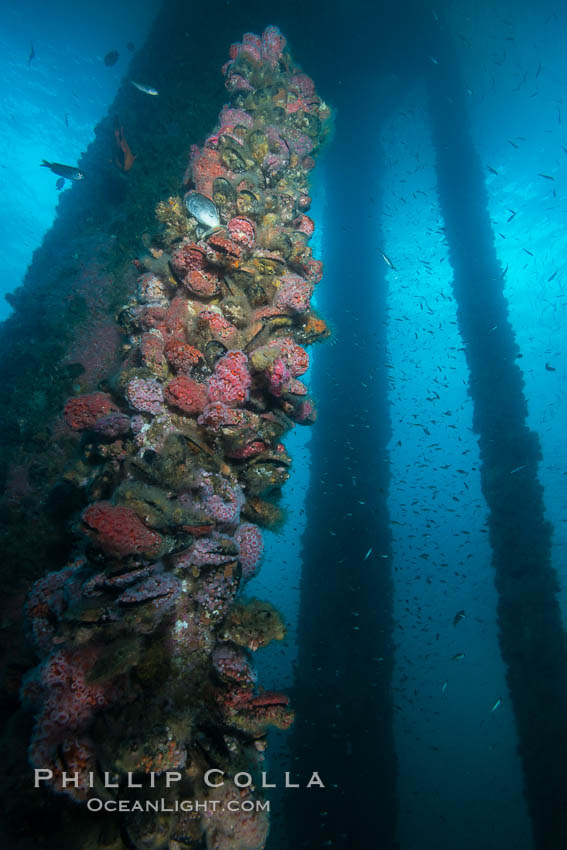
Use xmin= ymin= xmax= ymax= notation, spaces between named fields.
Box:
xmin=545 ymin=362 xmax=556 ymax=371
xmin=364 ymin=548 xmax=373 ymax=561
xmin=491 ymin=698 xmax=502 ymax=713
xmin=538 ymin=173 xmax=555 ymax=180
xmin=40 ymin=160 xmax=84 ymax=181
xmin=131 ymin=81 xmax=159 ymax=96
xmin=452 ymin=652 xmax=465 ymax=661
xmin=508 ymin=140 xmax=519 ymax=149
xmin=379 ymin=250 xmax=396 ymax=270
xmin=507 ymin=209 xmax=516 ymax=222
xmin=28 ymin=42 xmax=36 ymax=66
xmin=487 ymin=165 xmax=499 ymax=175
xmin=453 ymin=610 xmax=466 ymax=627
xmin=114 ymin=121 xmax=136 ymax=172
xmin=548 ymin=270 xmax=558 ymax=281
xmin=428 ymin=56 xmax=439 ymax=65
xmin=55 ymin=177 xmax=65 ymax=190
xmin=64 ymin=112 xmax=69 ymax=128
xmin=104 ymin=50 xmax=119 ymax=67
xmin=441 ymin=680 xmax=448 ymax=694
xmin=510 ymin=465 xmax=526 ymax=474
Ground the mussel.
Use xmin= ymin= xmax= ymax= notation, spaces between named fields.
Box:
xmin=184 ymin=192 xmax=220 ymax=228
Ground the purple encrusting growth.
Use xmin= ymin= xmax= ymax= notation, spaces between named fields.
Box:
xmin=21 ymin=24 xmax=331 ymax=849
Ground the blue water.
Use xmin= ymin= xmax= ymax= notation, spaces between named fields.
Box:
xmin=383 ymin=22 xmax=567 ymax=837
xmin=0 ymin=0 xmax=158 ymax=321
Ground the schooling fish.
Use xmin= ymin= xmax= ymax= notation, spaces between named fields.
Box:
xmin=55 ymin=177 xmax=65 ymax=190
xmin=379 ymin=250 xmax=396 ymax=270
xmin=453 ymin=610 xmax=466 ymax=627
xmin=131 ymin=81 xmax=159 ymax=96
xmin=40 ymin=160 xmax=84 ymax=180
xmin=28 ymin=42 xmax=36 ymax=66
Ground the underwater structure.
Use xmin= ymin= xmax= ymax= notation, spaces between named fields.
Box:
xmin=3 ymin=2 xmax=567 ymax=849
xmin=422 ymin=22 xmax=567 ymax=850
xmin=1 ymin=19 xmax=330 ymax=850
xmin=288 ymin=92 xmax=398 ymax=850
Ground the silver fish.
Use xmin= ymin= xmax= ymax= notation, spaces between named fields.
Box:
xmin=131 ymin=81 xmax=159 ymax=96
xmin=40 ymin=160 xmax=84 ymax=181
xmin=379 ymin=249 xmax=396 ymax=270
xmin=185 ymin=192 xmax=220 ymax=228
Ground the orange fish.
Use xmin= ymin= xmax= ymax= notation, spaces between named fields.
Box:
xmin=113 ymin=122 xmax=136 ymax=172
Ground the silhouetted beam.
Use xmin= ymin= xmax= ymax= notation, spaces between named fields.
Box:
xmin=426 ymin=33 xmax=567 ymax=850
xmin=288 ymin=100 xmax=398 ymax=850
